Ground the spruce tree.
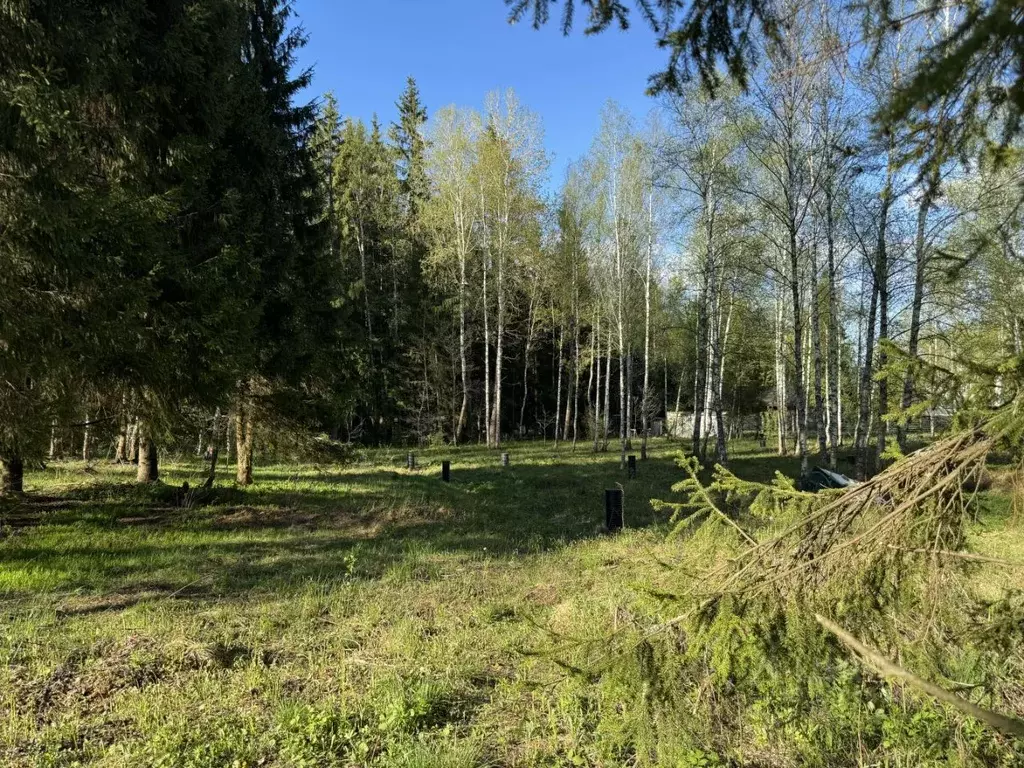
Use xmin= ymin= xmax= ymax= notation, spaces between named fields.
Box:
xmin=388 ymin=77 xmax=433 ymax=440
xmin=390 ymin=77 xmax=430 ymax=214
xmin=229 ymin=0 xmax=338 ymax=484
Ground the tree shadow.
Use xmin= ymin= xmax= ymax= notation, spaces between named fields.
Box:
xmin=4 ymin=438 xmax=821 ymax=605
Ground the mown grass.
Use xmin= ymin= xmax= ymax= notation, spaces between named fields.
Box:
xmin=1 ymin=439 xmax=1020 ymax=767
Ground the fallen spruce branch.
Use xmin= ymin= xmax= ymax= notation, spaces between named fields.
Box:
xmin=815 ymin=613 xmax=1024 ymax=739
xmin=886 ymin=546 xmax=1022 ymax=566
xmin=695 ymin=422 xmax=999 ymax=603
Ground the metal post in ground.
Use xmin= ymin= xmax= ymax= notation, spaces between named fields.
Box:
xmin=605 ymin=488 xmax=623 ymax=531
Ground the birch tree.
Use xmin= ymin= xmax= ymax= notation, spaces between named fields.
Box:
xmin=739 ymin=10 xmax=822 ymax=472
xmin=475 ymin=90 xmax=547 ymax=447
xmin=423 ymin=106 xmax=481 ymax=443
xmin=660 ymin=84 xmax=742 ymax=463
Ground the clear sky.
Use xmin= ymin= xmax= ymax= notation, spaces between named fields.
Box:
xmin=291 ymin=0 xmax=665 ymax=187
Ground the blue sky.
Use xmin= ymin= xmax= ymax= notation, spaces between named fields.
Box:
xmin=291 ymin=0 xmax=665 ymax=186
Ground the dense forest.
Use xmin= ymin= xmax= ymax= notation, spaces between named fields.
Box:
xmin=2 ymin=0 xmax=1022 ymax=493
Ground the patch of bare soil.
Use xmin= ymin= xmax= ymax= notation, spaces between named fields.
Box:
xmin=1 ymin=497 xmax=88 ymax=530
xmin=525 ymin=583 xmax=559 ymax=607
xmin=14 ymin=636 xmax=167 ymax=724
xmin=213 ymin=499 xmax=455 ymax=539
xmin=214 ymin=505 xmax=319 ymax=529
xmin=54 ymin=581 xmax=207 ymax=618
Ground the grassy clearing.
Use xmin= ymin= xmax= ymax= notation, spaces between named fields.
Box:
xmin=1 ymin=439 xmax=1020 ymax=766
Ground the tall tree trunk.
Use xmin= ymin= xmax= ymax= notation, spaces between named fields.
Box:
xmin=704 ymin=259 xmax=720 ymax=462
xmin=1 ymin=455 xmax=24 ymax=495
xmin=570 ymin=319 xmax=581 ymax=448
xmin=482 ymin=255 xmax=492 ymax=447
xmin=859 ymin=123 xmax=896 ymax=475
xmin=225 ymin=411 xmax=235 ymax=462
xmin=455 ymin=246 xmax=469 ymax=444
xmin=855 ymin=257 xmax=880 ymax=479
xmin=810 ymin=248 xmax=827 ymax=456
xmin=693 ymin=272 xmax=709 ymax=462
xmin=617 ymin=320 xmax=626 ymax=452
xmin=136 ymin=421 xmax=158 ymax=483
xmin=663 ymin=353 xmax=670 ymax=429
xmin=837 ymin=351 xmax=843 ymax=447
xmin=875 ymin=239 xmax=890 ymax=467
xmin=235 ymin=400 xmax=255 ymax=486
xmin=493 ymin=256 xmax=505 ymax=448
xmin=49 ymin=419 xmax=60 ymax=461
xmin=802 ymin=321 xmax=811 ymax=447
xmin=203 ymin=407 xmax=222 ymax=489
xmin=113 ymin=420 xmax=128 ymax=464
xmin=611 ymin=155 xmax=627 ymax=455
xmin=598 ymin=331 xmax=606 ymax=450
xmin=519 ymin=285 xmax=538 ymax=437
xmin=789 ymin=228 xmax=808 ymax=473
xmin=82 ymin=412 xmax=91 ymax=462
xmin=775 ymin=286 xmax=788 ymax=456
xmin=824 ymin=351 xmax=831 ymax=447
xmin=825 ymin=185 xmax=841 ymax=467
xmin=564 ymin=318 xmax=577 ymax=444
xmin=590 ymin=315 xmax=600 ymax=452
xmin=127 ymin=418 xmax=139 ymax=463
xmin=567 ymin=260 xmax=581 ymax=444
xmin=625 ymin=349 xmax=633 ymax=449
xmin=355 ymin=221 xmax=380 ymax=432
xmin=853 ymin=269 xmax=865 ymax=449
xmin=898 ymin=173 xmax=938 ymax=451
xmin=703 ymin=295 xmax=716 ymax=458
xmin=641 ymin=193 xmax=653 ymax=460
xmin=554 ymin=322 xmax=564 ymax=447
xmin=713 ymin=290 xmax=734 ymax=463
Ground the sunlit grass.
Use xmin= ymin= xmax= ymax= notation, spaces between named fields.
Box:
xmin=1 ymin=437 xmax=1019 ymax=766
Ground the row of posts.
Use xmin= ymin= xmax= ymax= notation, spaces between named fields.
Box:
xmin=405 ymin=450 xmax=638 ymax=532
xmin=407 ymin=451 xmax=508 ymax=477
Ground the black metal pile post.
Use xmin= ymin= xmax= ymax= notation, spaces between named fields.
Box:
xmin=605 ymin=489 xmax=623 ymax=531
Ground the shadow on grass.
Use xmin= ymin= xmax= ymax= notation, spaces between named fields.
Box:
xmin=2 ymin=439 xmax=826 ymax=602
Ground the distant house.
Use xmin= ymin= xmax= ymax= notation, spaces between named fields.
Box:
xmin=666 ymin=411 xmax=728 ymax=438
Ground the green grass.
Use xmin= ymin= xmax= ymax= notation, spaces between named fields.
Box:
xmin=1 ymin=439 xmax=1020 ymax=767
